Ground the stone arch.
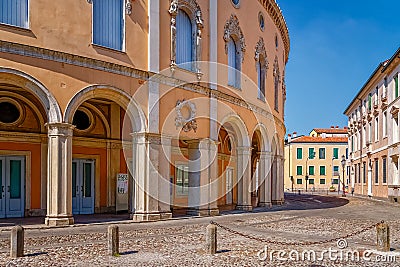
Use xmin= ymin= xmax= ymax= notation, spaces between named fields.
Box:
xmin=223 ymin=14 xmax=246 ymax=62
xmin=64 ymin=85 xmax=147 ymax=133
xmin=252 ymin=123 xmax=272 ymax=153
xmin=220 ymin=114 xmax=250 ymax=148
xmin=0 ymin=67 xmax=62 ymax=123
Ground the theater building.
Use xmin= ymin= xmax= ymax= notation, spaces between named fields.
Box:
xmin=0 ymin=0 xmax=289 ymax=225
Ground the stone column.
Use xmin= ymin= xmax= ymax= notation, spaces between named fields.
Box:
xmin=158 ymin=136 xmax=173 ymax=219
xmin=367 ymin=160 xmax=373 ymax=196
xmin=187 ymin=140 xmax=219 ymax=216
xmin=258 ymin=152 xmax=272 ymax=207
xmin=271 ymin=157 xmax=278 ymax=204
xmin=131 ymin=133 xmax=163 ymax=221
xmin=45 ymin=123 xmax=74 ymax=226
xmin=278 ymin=156 xmax=285 ymax=204
xmin=236 ymin=146 xmax=252 ymax=211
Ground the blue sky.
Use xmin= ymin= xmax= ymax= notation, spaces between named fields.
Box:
xmin=278 ymin=0 xmax=400 ymax=136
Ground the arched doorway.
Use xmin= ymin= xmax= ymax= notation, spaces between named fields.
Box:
xmin=0 ymin=68 xmax=62 ymax=218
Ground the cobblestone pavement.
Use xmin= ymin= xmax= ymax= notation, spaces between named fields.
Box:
xmin=1 ymin=194 xmax=400 ymax=266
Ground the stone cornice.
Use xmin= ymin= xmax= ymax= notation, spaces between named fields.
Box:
xmin=0 ymin=40 xmax=285 ymax=130
xmin=257 ymin=0 xmax=290 ymax=63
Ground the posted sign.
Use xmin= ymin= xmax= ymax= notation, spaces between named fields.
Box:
xmin=116 ymin=173 xmax=129 ymax=212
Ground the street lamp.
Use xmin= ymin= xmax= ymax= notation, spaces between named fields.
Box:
xmin=341 ymin=155 xmax=346 ymax=197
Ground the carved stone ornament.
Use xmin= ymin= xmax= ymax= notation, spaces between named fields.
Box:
xmin=273 ymin=56 xmax=280 ymax=82
xmin=87 ymin=0 xmax=132 ymax=15
xmin=169 ymin=0 xmax=204 ymax=74
xmin=224 ymin=14 xmax=246 ymax=61
xmin=175 ymin=99 xmax=198 ymax=133
xmin=254 ymin=37 xmax=268 ymax=70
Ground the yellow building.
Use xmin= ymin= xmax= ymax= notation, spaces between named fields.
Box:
xmin=284 ymin=128 xmax=349 ymax=192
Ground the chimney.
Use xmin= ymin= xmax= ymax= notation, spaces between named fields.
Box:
xmin=293 ymin=132 xmax=297 ymax=138
xmin=331 ymin=126 xmax=334 ymax=129
xmin=344 ymin=126 xmax=348 ymax=130
xmin=287 ymin=134 xmax=292 ymax=142
xmin=336 ymin=126 xmax=339 ymax=129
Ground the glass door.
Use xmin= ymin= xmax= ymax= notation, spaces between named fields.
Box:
xmin=72 ymin=159 xmax=95 ymax=215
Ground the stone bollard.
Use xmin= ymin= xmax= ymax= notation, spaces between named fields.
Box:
xmin=206 ymin=223 xmax=217 ymax=255
xmin=108 ymin=225 xmax=119 ymax=256
xmin=10 ymin=225 xmax=24 ymax=258
xmin=376 ymin=221 xmax=390 ymax=252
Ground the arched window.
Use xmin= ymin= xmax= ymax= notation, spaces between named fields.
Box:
xmin=255 ymin=37 xmax=268 ymax=101
xmin=224 ymin=14 xmax=245 ymax=89
xmin=228 ymin=37 xmax=240 ymax=88
xmin=273 ymin=57 xmax=280 ymax=111
xmin=176 ymin=10 xmax=193 ymax=70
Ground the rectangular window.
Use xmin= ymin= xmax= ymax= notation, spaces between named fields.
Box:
xmin=296 ymin=166 xmax=303 ymax=176
xmin=320 ymin=166 xmax=326 ymax=176
xmin=333 ymin=148 xmax=339 ymax=159
xmin=368 ymin=122 xmax=372 ymax=143
xmin=351 ymin=136 xmax=354 ymax=152
xmin=395 ymin=74 xmax=399 ymax=99
xmin=175 ymin=164 xmax=189 ymax=196
xmin=320 ymin=178 xmax=326 ymax=185
xmin=309 ymin=166 xmax=315 ymax=176
xmin=375 ymin=159 xmax=379 ymax=184
xmin=0 ymin=0 xmax=28 ymax=28
xmin=363 ymin=162 xmax=366 ymax=183
xmin=368 ymin=93 xmax=372 ymax=110
xmin=332 ymin=178 xmax=339 ymax=185
xmin=383 ymin=111 xmax=387 ymax=137
xmin=383 ymin=157 xmax=387 ymax=184
xmin=319 ymin=148 xmax=325 ymax=159
xmin=309 ymin=179 xmax=315 ymax=185
xmin=375 ymin=117 xmax=379 ymax=142
xmin=93 ymin=0 xmax=124 ymax=51
xmin=296 ymin=148 xmax=303 ymax=159
xmin=308 ymin=148 xmax=315 ymax=159
xmin=333 ymin=166 xmax=339 ymax=176
xmin=296 ymin=178 xmax=303 ymax=185
xmin=358 ymin=163 xmax=361 ymax=183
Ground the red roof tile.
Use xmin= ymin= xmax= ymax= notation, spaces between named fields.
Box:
xmin=291 ymin=136 xmax=348 ymax=143
xmin=312 ymin=128 xmax=348 ymax=134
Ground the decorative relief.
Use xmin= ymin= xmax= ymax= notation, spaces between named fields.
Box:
xmin=254 ymin=37 xmax=268 ymax=70
xmin=175 ymin=99 xmax=197 ymax=133
xmin=273 ymin=56 xmax=280 ymax=81
xmin=224 ymin=14 xmax=246 ymax=61
xmin=169 ymin=0 xmax=204 ymax=76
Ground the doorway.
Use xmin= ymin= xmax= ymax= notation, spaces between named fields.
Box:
xmin=72 ymin=159 xmax=95 ymax=214
xmin=0 ymin=156 xmax=25 ymax=218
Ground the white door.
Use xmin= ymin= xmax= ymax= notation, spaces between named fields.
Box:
xmin=72 ymin=159 xmax=95 ymax=215
xmin=0 ymin=156 xmax=25 ymax=218
xmin=226 ymin=167 xmax=233 ymax=205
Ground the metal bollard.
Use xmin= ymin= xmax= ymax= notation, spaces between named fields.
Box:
xmin=206 ymin=223 xmax=217 ymax=255
xmin=10 ymin=225 xmax=24 ymax=258
xmin=108 ymin=225 xmax=119 ymax=256
xmin=376 ymin=221 xmax=390 ymax=252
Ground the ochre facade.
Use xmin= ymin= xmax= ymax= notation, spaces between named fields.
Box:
xmin=0 ymin=0 xmax=289 ymax=225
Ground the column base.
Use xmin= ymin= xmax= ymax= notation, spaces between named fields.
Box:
xmin=45 ymin=215 xmax=74 ymax=226
xmin=258 ymin=202 xmax=272 ymax=208
xmin=271 ymin=199 xmax=285 ymax=205
xmin=236 ymin=205 xmax=253 ymax=211
xmin=131 ymin=212 xmax=172 ymax=222
xmin=186 ymin=208 xmax=219 ymax=217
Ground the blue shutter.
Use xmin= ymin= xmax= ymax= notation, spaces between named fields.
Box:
xmin=176 ymin=10 xmax=193 ymax=70
xmin=228 ymin=38 xmax=237 ymax=87
xmin=0 ymin=0 xmax=28 ymax=28
xmin=93 ymin=0 xmax=123 ymax=51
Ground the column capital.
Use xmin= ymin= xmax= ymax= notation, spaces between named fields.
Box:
xmin=236 ymin=146 xmax=252 ymax=154
xmin=46 ymin=123 xmax=74 ymax=136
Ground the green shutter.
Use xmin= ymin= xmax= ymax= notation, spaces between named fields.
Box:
xmin=333 ymin=148 xmax=339 ymax=159
xmin=320 ymin=179 xmax=326 ymax=185
xmin=297 ymin=148 xmax=302 ymax=159
xmin=395 ymin=75 xmax=399 ymax=99
xmin=368 ymin=94 xmax=372 ymax=110
xmin=297 ymin=166 xmax=302 ymax=175
xmin=320 ymin=166 xmax=326 ymax=176
xmin=309 ymin=166 xmax=315 ymax=175
xmin=308 ymin=148 xmax=315 ymax=159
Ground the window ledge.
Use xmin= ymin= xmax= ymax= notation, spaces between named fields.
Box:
xmin=257 ymin=97 xmax=266 ymax=103
xmin=227 ymin=84 xmax=242 ymax=91
xmin=0 ymin=23 xmax=32 ymax=35
xmin=91 ymin=43 xmax=125 ymax=54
